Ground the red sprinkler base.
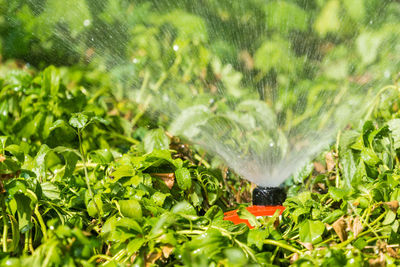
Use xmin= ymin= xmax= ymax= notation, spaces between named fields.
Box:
xmin=223 ymin=205 xmax=285 ymax=228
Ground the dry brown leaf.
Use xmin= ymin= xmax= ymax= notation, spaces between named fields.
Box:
xmin=239 ymin=50 xmax=254 ymax=70
xmin=377 ymin=240 xmax=400 ymax=259
xmin=325 ymin=152 xmax=335 ymax=172
xmin=162 ymin=245 xmax=174 ymax=259
xmin=384 ymin=200 xmax=399 ymax=212
xmin=146 ymin=251 xmax=162 ymax=267
xmin=368 ymin=253 xmax=385 ymax=267
xmin=314 ymin=162 xmax=326 ymax=173
xmin=317 ymin=183 xmax=326 ymax=191
xmin=332 ymin=216 xmax=347 ymax=242
xmin=151 ymin=173 xmax=175 ymax=189
xmin=351 ymin=216 xmax=363 ymax=238
xmin=387 ymin=247 xmax=400 ymax=259
xmin=0 ymin=154 xmax=5 ymax=162
xmin=290 ymin=253 xmax=299 ymax=264
xmin=298 ymin=241 xmax=313 ymax=251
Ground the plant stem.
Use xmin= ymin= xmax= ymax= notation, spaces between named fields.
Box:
xmin=334 ymin=229 xmax=372 ymax=249
xmin=34 ymin=205 xmax=47 ymax=241
xmin=1 ymin=195 xmax=8 ymax=252
xmin=366 ymin=235 xmax=390 ymax=244
xmin=335 ymin=130 xmax=341 ymax=188
xmin=194 ymin=154 xmax=210 ymax=168
xmin=88 ymin=254 xmax=113 ymax=263
xmin=263 ymin=239 xmax=302 ymax=254
xmin=78 ymin=130 xmax=93 ymax=197
xmin=78 ymin=130 xmax=101 ymax=218
xmin=364 ymin=85 xmax=398 ymax=121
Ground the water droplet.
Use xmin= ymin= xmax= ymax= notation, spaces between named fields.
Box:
xmin=269 ymin=142 xmax=274 ymax=147
xmin=49 ymin=225 xmax=55 ymax=230
xmin=173 ymin=45 xmax=179 ymax=51
xmin=83 ymin=19 xmax=91 ymax=27
xmin=132 ymin=58 xmax=138 ymax=64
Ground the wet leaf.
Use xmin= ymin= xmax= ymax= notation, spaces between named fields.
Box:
xmin=119 ymin=199 xmax=142 ymax=220
xmin=69 ymin=113 xmax=89 ymax=129
xmin=175 ymin=167 xmax=191 ymax=190
xmin=299 ymin=220 xmax=325 ymax=244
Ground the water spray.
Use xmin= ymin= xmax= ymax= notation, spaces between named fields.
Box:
xmin=223 ymin=186 xmax=286 ymax=228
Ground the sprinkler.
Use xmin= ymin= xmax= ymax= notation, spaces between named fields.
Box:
xmin=223 ymin=186 xmax=286 ymax=228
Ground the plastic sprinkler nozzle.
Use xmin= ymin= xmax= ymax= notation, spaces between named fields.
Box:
xmin=223 ymin=186 xmax=286 ymax=228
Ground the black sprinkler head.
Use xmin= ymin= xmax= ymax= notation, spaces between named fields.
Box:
xmin=252 ymin=186 xmax=286 ymax=206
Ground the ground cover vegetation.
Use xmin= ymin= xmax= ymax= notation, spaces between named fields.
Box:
xmin=0 ymin=0 xmax=400 ymax=266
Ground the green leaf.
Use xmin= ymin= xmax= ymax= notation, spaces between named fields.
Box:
xmin=248 ymin=228 xmax=269 ymax=250
xmin=112 ymin=165 xmax=135 ymax=180
xmin=322 ymin=209 xmax=344 ymax=224
xmin=0 ymin=136 xmax=8 ymax=149
xmin=171 ymin=201 xmax=196 ymax=216
xmin=92 ymin=116 xmax=110 ymax=125
xmin=87 ymin=194 xmax=103 ymax=217
xmin=143 ymin=128 xmax=169 ymax=153
xmin=388 ymin=119 xmax=400 ymax=149
xmin=175 ymin=167 xmax=192 ymax=190
xmin=224 ymin=248 xmax=248 ymax=265
xmin=127 ymin=238 xmax=145 ymax=253
xmin=299 ymin=220 xmax=325 ymax=244
xmin=33 ymin=144 xmax=51 ymax=179
xmin=204 ymin=206 xmax=223 ymax=221
xmin=361 ymin=148 xmax=380 ymax=166
xmin=169 ymin=105 xmax=210 ymax=139
xmin=340 ymin=150 xmax=357 ymax=189
xmin=292 ymin=162 xmax=314 ymax=184
xmin=5 ymin=144 xmax=24 ymax=162
xmin=41 ymin=182 xmax=60 ymax=200
xmin=89 ymin=149 xmax=114 ymax=164
xmin=382 ymin=210 xmax=396 ymax=225
xmin=69 ymin=113 xmax=89 ymax=129
xmin=116 ymin=217 xmax=142 ymax=233
xmin=14 ymin=194 xmax=33 ymax=233
xmin=238 ymin=207 xmax=260 ymax=228
xmin=119 ymin=199 xmax=142 ymax=220
xmin=62 ymin=151 xmax=79 ymax=178
xmin=353 ymin=237 xmax=367 ymax=250
xmin=328 ymin=187 xmax=349 ymax=201
xmin=151 ymin=192 xmax=168 ymax=206
xmin=42 ymin=66 xmax=60 ymax=96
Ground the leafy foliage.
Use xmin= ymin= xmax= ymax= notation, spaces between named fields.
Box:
xmin=0 ymin=0 xmax=400 ymax=266
xmin=0 ymin=61 xmax=399 ymax=266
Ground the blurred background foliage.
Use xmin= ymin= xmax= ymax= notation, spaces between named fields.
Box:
xmin=1 ymin=0 xmax=399 ymax=104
